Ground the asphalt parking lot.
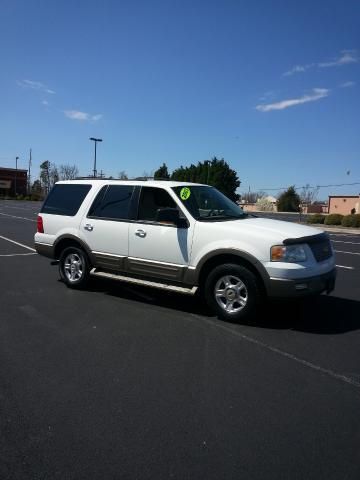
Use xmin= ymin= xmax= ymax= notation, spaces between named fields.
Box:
xmin=1 ymin=200 xmax=359 ymax=480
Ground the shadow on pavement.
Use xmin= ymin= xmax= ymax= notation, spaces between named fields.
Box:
xmin=86 ymin=276 xmax=211 ymax=316
xmin=262 ymin=295 xmax=360 ymax=334
xmin=83 ymin=276 xmax=360 ymax=335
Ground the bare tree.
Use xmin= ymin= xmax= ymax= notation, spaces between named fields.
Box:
xmin=118 ymin=171 xmax=128 ymax=180
xmin=300 ymin=184 xmax=319 ymax=205
xmin=49 ymin=164 xmax=59 ymax=187
xmin=40 ymin=161 xmax=50 ymax=194
xmin=242 ymin=190 xmax=267 ymax=203
xmin=59 ymin=164 xmax=79 ymax=180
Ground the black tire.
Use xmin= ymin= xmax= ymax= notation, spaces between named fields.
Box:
xmin=203 ymin=263 xmax=261 ymax=323
xmin=59 ymin=246 xmax=90 ymax=289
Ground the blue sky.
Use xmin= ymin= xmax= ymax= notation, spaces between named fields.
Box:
xmin=0 ymin=0 xmax=359 ymax=199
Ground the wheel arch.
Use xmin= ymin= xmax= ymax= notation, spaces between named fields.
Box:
xmin=196 ymin=251 xmax=269 ymax=296
xmin=54 ymin=235 xmax=94 ymax=266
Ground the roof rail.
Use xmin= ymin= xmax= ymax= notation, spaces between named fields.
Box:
xmin=75 ymin=176 xmax=115 ymax=180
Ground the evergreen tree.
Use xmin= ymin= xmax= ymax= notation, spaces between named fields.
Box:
xmin=171 ymin=157 xmax=240 ymax=201
xmin=154 ymin=163 xmax=170 ymax=180
xmin=277 ymin=186 xmax=301 ymax=212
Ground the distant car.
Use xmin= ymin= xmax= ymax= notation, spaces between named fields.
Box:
xmin=35 ymin=180 xmax=336 ymax=323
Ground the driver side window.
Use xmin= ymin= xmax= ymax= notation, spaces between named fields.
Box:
xmin=137 ymin=187 xmax=178 ymax=223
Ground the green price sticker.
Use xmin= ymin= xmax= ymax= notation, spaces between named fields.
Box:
xmin=180 ymin=187 xmax=191 ymax=200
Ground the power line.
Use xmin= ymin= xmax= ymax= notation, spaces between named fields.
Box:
xmin=248 ymin=182 xmax=360 ymax=191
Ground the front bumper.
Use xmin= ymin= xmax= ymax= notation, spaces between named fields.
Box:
xmin=267 ymin=268 xmax=337 ymax=298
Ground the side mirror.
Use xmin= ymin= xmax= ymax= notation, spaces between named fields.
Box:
xmin=156 ymin=208 xmax=189 ymax=228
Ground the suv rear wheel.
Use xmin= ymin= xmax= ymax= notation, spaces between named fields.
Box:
xmin=204 ymin=263 xmax=261 ymax=323
xmin=59 ymin=246 xmax=90 ymax=289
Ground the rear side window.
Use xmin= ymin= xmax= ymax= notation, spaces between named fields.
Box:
xmin=88 ymin=185 xmax=134 ymax=220
xmin=41 ymin=184 xmax=92 ymax=216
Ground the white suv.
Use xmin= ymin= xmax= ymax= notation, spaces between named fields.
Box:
xmin=35 ymin=180 xmax=336 ymax=322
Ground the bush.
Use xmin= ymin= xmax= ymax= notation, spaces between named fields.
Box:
xmin=341 ymin=214 xmax=360 ymax=228
xmin=324 ymin=214 xmax=344 ymax=226
xmin=30 ymin=193 xmax=44 ymax=201
xmin=341 ymin=215 xmax=354 ymax=227
xmin=307 ymin=214 xmax=325 ymax=224
xmin=353 ymin=214 xmax=360 ymax=228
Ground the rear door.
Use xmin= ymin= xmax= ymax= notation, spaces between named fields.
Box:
xmin=80 ymin=184 xmax=135 ymax=271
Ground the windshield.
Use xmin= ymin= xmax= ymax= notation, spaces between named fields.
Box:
xmin=172 ymin=185 xmax=247 ymax=221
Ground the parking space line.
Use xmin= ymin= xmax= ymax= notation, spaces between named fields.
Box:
xmin=193 ymin=317 xmax=360 ymax=389
xmin=0 ymin=235 xmax=36 ymax=252
xmin=0 ymin=205 xmax=38 ymax=211
xmin=329 ymin=234 xmax=360 ymax=238
xmin=0 ymin=212 xmax=36 ymax=222
xmin=336 ymin=265 xmax=355 ymax=270
xmin=334 ymin=250 xmax=360 ymax=255
xmin=0 ymin=253 xmax=37 ymax=257
xmin=332 ymin=240 xmax=360 ymax=245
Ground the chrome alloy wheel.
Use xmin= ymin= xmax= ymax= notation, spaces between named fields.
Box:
xmin=64 ymin=253 xmax=84 ymax=282
xmin=214 ymin=275 xmax=248 ymax=314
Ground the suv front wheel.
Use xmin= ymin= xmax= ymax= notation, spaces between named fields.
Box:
xmin=204 ymin=263 xmax=261 ymax=323
xmin=59 ymin=246 xmax=90 ymax=289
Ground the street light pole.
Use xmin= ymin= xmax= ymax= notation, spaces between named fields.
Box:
xmin=204 ymin=160 xmax=210 ymax=184
xmin=15 ymin=156 xmax=19 ymax=197
xmin=89 ymin=137 xmax=103 ymax=178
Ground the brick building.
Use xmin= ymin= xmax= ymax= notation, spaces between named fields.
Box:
xmin=0 ymin=167 xmax=28 ymax=197
xmin=328 ymin=195 xmax=360 ymax=215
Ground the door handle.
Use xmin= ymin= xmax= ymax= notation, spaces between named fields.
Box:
xmin=84 ymin=223 xmax=94 ymax=232
xmin=135 ymin=229 xmax=146 ymax=238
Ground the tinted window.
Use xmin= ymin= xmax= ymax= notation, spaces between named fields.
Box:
xmin=137 ymin=187 xmax=178 ymax=222
xmin=89 ymin=185 xmax=134 ymax=220
xmin=88 ymin=185 xmax=107 ymax=217
xmin=41 ymin=184 xmax=92 ymax=216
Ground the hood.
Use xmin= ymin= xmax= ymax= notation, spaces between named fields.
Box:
xmin=219 ymin=217 xmax=323 ymax=244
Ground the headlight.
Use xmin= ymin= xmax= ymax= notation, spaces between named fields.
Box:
xmin=271 ymin=244 xmax=307 ymax=262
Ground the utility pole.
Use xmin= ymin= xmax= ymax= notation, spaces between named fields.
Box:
xmin=15 ymin=156 xmax=19 ymax=197
xmin=89 ymin=137 xmax=103 ymax=177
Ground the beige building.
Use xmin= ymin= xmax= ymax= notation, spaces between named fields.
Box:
xmin=328 ymin=195 xmax=360 ymax=215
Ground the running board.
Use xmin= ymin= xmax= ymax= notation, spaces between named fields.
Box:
xmin=91 ymin=269 xmax=198 ymax=295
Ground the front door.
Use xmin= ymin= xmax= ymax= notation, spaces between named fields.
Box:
xmin=128 ymin=186 xmax=193 ymax=281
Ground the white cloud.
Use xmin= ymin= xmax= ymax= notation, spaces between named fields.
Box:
xmin=42 ymin=100 xmax=49 ymax=106
xmin=339 ymin=81 xmax=356 ymax=88
xmin=258 ymin=90 xmax=277 ymax=101
xmin=256 ymin=88 xmax=330 ymax=112
xmin=283 ymin=50 xmax=358 ymax=76
xmin=18 ymin=79 xmax=43 ymax=89
xmin=64 ymin=110 xmax=103 ymax=122
xmin=17 ymin=79 xmax=56 ymax=94
xmin=64 ymin=110 xmax=89 ymax=121
xmin=319 ymin=50 xmax=358 ymax=68
xmin=283 ymin=64 xmax=313 ymax=76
